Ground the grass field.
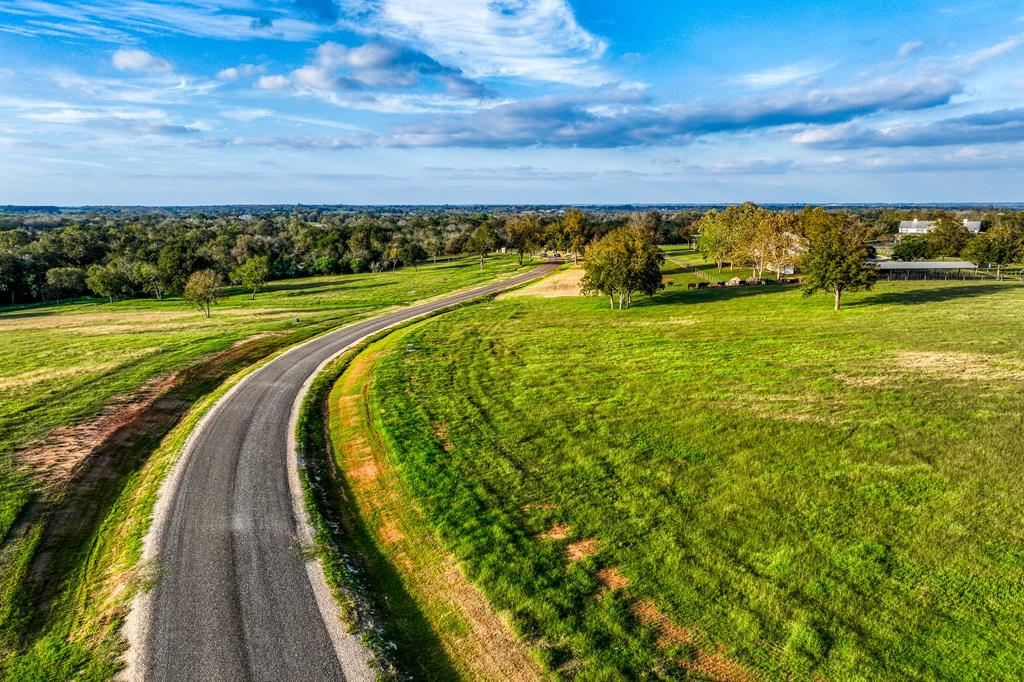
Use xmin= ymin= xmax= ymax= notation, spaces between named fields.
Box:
xmin=321 ymin=334 xmax=542 ymax=680
xmin=350 ymin=274 xmax=1024 ymax=679
xmin=0 ymin=255 xmax=526 ymax=678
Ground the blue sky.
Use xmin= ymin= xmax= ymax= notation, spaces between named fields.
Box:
xmin=1 ymin=0 xmax=1021 ymax=204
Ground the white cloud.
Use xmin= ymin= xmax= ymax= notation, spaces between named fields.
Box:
xmin=257 ymin=75 xmax=292 ymax=90
xmin=352 ymin=0 xmax=610 ymax=85
xmin=221 ymin=108 xmax=274 ymax=121
xmin=897 ymin=41 xmax=924 ymax=58
xmin=112 ymin=48 xmax=171 ymax=73
xmin=961 ymin=36 xmax=1022 ymax=68
xmin=217 ymin=64 xmax=264 ymax=81
xmin=1 ymin=0 xmax=323 ymax=42
xmin=737 ymin=62 xmax=830 ymax=88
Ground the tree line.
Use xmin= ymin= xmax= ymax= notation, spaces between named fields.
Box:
xmin=0 ymin=208 xmax=704 ymax=306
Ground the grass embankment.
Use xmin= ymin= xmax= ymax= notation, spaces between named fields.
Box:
xmin=312 ymin=331 xmax=542 ymax=680
xmin=362 ymin=278 xmax=1024 ymax=679
xmin=0 ymin=256 xmax=525 ymax=678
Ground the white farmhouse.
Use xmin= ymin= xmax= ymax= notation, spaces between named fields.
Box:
xmin=898 ymin=218 xmax=982 ymax=236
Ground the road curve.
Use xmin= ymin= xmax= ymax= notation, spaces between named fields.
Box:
xmin=132 ymin=262 xmax=558 ymax=681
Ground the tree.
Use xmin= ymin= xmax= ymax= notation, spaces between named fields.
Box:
xmin=927 ymin=217 xmax=971 ymax=257
xmin=422 ymin=233 xmax=443 ymax=264
xmin=86 ymin=263 xmax=126 ymax=303
xmin=466 ymin=222 xmax=497 ymax=270
xmin=760 ymin=212 xmax=803 ymax=280
xmin=696 ymin=209 xmax=729 ymax=271
xmin=232 ymin=255 xmax=270 ymax=300
xmin=580 ymin=226 xmax=665 ymax=309
xmin=963 ymin=226 xmax=1023 ymax=280
xmin=891 ymin=236 xmax=931 ymax=261
xmin=801 ymin=214 xmax=877 ymax=311
xmin=397 ymin=238 xmax=426 ymax=270
xmin=184 ymin=269 xmax=222 ymax=318
xmin=507 ymin=215 xmax=542 ymax=266
xmin=560 ymin=208 xmax=588 ymax=263
xmin=134 ymin=262 xmax=164 ymax=299
xmin=45 ymin=267 xmax=86 ymax=302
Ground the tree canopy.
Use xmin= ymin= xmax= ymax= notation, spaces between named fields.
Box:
xmin=800 ymin=211 xmax=877 ymax=311
xmin=580 ymin=226 xmax=665 ymax=309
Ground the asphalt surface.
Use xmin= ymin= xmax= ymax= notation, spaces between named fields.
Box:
xmin=143 ymin=262 xmax=557 ymax=681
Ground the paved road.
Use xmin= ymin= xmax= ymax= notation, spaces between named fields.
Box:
xmin=142 ymin=263 xmax=558 ymax=681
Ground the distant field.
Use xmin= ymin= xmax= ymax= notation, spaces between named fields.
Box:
xmin=0 ymin=255 xmax=526 ymax=677
xmin=353 ymin=276 xmax=1024 ymax=679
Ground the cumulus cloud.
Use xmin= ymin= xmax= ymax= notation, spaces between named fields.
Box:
xmin=792 ymin=108 xmax=1024 ymax=148
xmin=112 ymin=48 xmax=171 ymax=73
xmin=350 ymin=0 xmax=609 ymax=85
xmin=382 ymin=74 xmax=962 ymax=148
xmin=257 ymin=75 xmax=292 ymax=90
xmin=217 ymin=64 xmax=264 ymax=81
xmin=266 ymin=40 xmax=489 ymax=97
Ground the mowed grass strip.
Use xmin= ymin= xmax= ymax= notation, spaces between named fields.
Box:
xmin=326 ymin=333 xmax=543 ymax=681
xmin=367 ymin=278 xmax=1024 ymax=679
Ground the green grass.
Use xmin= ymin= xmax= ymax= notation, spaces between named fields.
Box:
xmin=662 ymin=245 xmax=760 ymax=284
xmin=364 ymin=277 xmax=1024 ymax=679
xmin=0 ymin=255 xmax=527 ymax=678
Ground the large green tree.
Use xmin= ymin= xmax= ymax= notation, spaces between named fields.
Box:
xmin=45 ymin=267 xmax=86 ymax=302
xmin=507 ymin=215 xmax=542 ymax=266
xmin=85 ymin=263 xmax=127 ymax=303
xmin=580 ymin=226 xmax=665 ymax=309
xmin=801 ymin=214 xmax=877 ymax=311
xmin=927 ymin=217 xmax=971 ymax=257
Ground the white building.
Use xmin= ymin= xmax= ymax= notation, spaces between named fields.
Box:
xmin=898 ymin=218 xmax=982 ymax=236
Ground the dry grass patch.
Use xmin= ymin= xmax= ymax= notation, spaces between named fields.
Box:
xmin=498 ymin=266 xmax=583 ymax=299
xmin=897 ymin=350 xmax=1024 ymax=381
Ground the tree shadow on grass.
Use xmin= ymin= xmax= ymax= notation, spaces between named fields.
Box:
xmin=847 ymin=283 xmax=1023 ymax=307
xmin=633 ymin=283 xmax=797 ymax=308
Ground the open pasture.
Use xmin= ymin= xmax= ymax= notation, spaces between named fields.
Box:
xmin=359 ymin=277 xmax=1024 ymax=679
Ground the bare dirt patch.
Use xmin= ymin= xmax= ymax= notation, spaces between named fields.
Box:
xmin=433 ymin=421 xmax=454 ymax=452
xmin=631 ymin=600 xmax=755 ymax=681
xmin=597 ymin=567 xmax=629 ymax=590
xmin=632 ymin=599 xmax=698 ymax=648
xmin=16 ymin=371 xmax=180 ymax=487
xmin=687 ymin=651 xmax=755 ymax=682
xmin=498 ymin=267 xmax=583 ymax=299
xmin=566 ymin=538 xmax=599 ymax=561
xmin=537 ymin=523 xmax=571 ymax=540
